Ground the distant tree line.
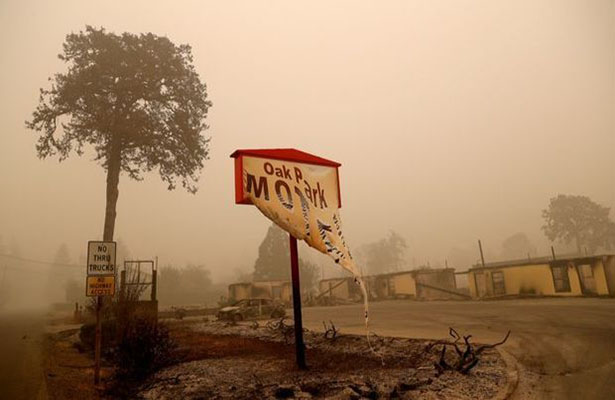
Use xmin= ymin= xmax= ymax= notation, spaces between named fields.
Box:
xmin=446 ymin=194 xmax=615 ymax=269
xmin=542 ymin=194 xmax=615 ymax=254
xmin=158 ymin=264 xmax=225 ymax=307
xmin=357 ymin=231 xmax=408 ymax=275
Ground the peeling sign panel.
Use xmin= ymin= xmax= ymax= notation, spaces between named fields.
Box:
xmin=240 ymin=155 xmax=370 ymax=323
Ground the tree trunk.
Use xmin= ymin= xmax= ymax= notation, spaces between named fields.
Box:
xmin=103 ymin=138 xmax=121 ymax=242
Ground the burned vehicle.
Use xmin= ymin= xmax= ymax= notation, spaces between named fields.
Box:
xmin=217 ymin=298 xmax=286 ymax=322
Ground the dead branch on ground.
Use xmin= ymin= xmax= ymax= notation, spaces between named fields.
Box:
xmin=265 ymin=317 xmax=310 ymax=344
xmin=323 ymin=320 xmax=339 ymax=341
xmin=266 ymin=317 xmax=295 ymax=343
xmin=431 ymin=327 xmax=511 ymax=375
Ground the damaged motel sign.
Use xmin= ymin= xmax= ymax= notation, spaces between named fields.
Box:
xmin=86 ymin=241 xmax=116 ymax=297
xmin=230 ymin=148 xmax=365 ymax=292
xmin=231 ymin=148 xmax=370 ymax=370
xmin=231 ymin=148 xmax=342 ymax=236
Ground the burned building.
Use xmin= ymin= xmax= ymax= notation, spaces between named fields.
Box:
xmin=318 ymin=268 xmax=468 ymax=302
xmin=467 ymin=254 xmax=615 ymax=298
xmin=227 ymin=280 xmax=292 ymax=304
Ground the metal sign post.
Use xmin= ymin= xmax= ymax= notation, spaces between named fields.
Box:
xmin=289 ymin=235 xmax=306 ymax=369
xmin=94 ymin=296 xmax=102 ymax=384
xmin=86 ymin=241 xmax=116 ymax=385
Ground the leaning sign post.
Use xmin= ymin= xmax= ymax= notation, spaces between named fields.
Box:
xmin=86 ymin=241 xmax=116 ymax=384
xmin=231 ymin=148 xmax=369 ymax=370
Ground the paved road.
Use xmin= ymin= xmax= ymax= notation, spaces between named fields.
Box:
xmin=301 ymin=298 xmax=615 ymax=400
xmin=0 ymin=310 xmax=47 ymax=400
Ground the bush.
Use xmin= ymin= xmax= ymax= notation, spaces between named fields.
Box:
xmin=79 ymin=319 xmax=118 ymax=351
xmin=115 ymin=318 xmax=177 ymax=380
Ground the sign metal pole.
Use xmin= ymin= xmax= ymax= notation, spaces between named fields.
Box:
xmin=94 ymin=295 xmax=102 ymax=384
xmin=231 ymin=150 xmax=347 ymax=371
xmin=86 ymin=240 xmax=116 ymax=385
xmin=289 ymin=234 xmax=307 ymax=369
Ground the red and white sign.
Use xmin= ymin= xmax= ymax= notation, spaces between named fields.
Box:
xmin=231 ymin=148 xmax=370 ymax=323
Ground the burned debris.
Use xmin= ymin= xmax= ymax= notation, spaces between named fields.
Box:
xmin=322 ymin=320 xmax=340 ymax=341
xmin=137 ymin=320 xmax=509 ymax=399
xmin=428 ymin=327 xmax=511 ymax=375
xmin=266 ymin=317 xmax=297 ymax=344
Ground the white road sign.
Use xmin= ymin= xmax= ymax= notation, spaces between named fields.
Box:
xmin=87 ymin=241 xmax=117 ymax=276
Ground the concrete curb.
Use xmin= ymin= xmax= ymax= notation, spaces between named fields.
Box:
xmin=494 ymin=348 xmax=519 ymax=400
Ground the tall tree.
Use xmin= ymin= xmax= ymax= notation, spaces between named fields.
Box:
xmin=26 ymin=26 xmax=212 ymax=242
xmin=254 ymin=224 xmax=292 ymax=281
xmin=158 ymin=264 xmax=220 ymax=306
xmin=359 ymin=231 xmax=407 ymax=274
xmin=253 ymin=224 xmax=320 ymax=291
xmin=501 ymin=233 xmax=536 ymax=260
xmin=542 ymin=194 xmax=615 ymax=254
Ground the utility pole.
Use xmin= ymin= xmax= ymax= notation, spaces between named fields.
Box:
xmin=478 ymin=240 xmax=486 ymax=267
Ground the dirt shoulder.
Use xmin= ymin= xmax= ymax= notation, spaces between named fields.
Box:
xmin=139 ymin=319 xmax=510 ymax=399
xmin=42 ymin=325 xmax=113 ymax=400
xmin=0 ymin=311 xmax=48 ymax=400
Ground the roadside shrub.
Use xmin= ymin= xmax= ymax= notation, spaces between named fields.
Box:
xmin=115 ymin=318 xmax=177 ymax=380
xmin=79 ymin=319 xmax=118 ymax=351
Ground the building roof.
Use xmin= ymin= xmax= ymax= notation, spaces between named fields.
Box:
xmin=469 ymin=253 xmax=614 ymax=272
xmin=228 ymin=282 xmax=252 ymax=287
xmin=229 ymin=280 xmax=290 ymax=286
xmin=319 ymin=267 xmax=455 ymax=283
xmin=230 ymin=148 xmax=341 ymax=167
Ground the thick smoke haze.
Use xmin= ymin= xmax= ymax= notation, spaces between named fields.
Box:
xmin=0 ymin=1 xmax=613 ymax=307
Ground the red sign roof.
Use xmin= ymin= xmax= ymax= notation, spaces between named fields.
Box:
xmin=230 ymin=148 xmax=341 ymax=168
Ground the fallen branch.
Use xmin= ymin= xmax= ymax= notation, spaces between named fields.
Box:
xmin=432 ymin=328 xmax=511 ymax=375
xmin=323 ymin=320 xmax=339 ymax=341
xmin=266 ymin=317 xmax=295 ymax=343
xmin=475 ymin=330 xmax=511 ymax=356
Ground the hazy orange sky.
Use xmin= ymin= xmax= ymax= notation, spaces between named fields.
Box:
xmin=1 ymin=0 xmax=613 ymax=283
